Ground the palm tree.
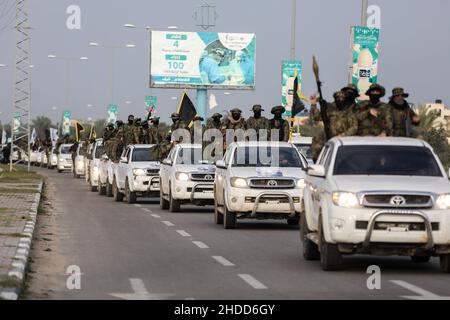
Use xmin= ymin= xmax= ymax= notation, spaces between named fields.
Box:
xmin=31 ymin=116 xmax=53 ymax=141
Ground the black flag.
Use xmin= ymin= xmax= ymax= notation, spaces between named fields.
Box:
xmin=291 ymin=75 xmax=306 ymax=117
xmin=75 ymin=121 xmax=85 ymax=142
xmin=178 ymin=92 xmax=197 ymax=127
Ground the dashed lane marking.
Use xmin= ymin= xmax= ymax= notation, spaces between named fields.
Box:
xmin=176 ymin=230 xmax=192 ymax=237
xmin=162 ymin=221 xmax=175 ymax=227
xmin=238 ymin=274 xmax=268 ymax=290
xmin=212 ymin=256 xmax=235 ymax=266
xmin=193 ymin=241 xmax=210 ymax=249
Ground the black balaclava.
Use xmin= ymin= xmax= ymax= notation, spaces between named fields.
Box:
xmin=153 ymin=119 xmax=160 ymax=126
xmin=369 ymin=92 xmax=382 ymax=105
xmin=128 ymin=115 xmax=135 ymax=126
xmin=232 ymin=112 xmax=241 ymax=121
xmin=273 ymin=110 xmax=283 ymax=120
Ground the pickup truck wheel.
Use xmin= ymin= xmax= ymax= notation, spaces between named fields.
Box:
xmin=90 ymin=180 xmax=97 ymax=192
xmin=214 ymin=196 xmax=224 ymax=225
xmin=125 ymin=179 xmax=137 ymax=204
xmin=57 ymin=169 xmax=62 ymax=173
xmin=106 ymin=178 xmax=113 ymax=197
xmin=440 ymin=254 xmax=450 ymax=273
xmin=287 ymin=216 xmax=300 ymax=226
xmin=223 ymin=198 xmax=236 ymax=229
xmin=98 ymin=182 xmax=106 ymax=196
xmin=169 ymin=185 xmax=180 ymax=212
xmin=300 ymin=212 xmax=320 ymax=261
xmin=411 ymin=255 xmax=431 ymax=263
xmin=160 ymin=187 xmax=169 ymax=210
xmin=113 ymin=177 xmax=123 ymax=202
xmin=319 ymin=218 xmax=343 ymax=271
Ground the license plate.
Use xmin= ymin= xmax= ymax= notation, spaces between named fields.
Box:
xmin=152 ymin=184 xmax=160 ymax=188
xmin=203 ymin=190 xmax=213 ymax=194
xmin=265 ymin=200 xmax=280 ymax=205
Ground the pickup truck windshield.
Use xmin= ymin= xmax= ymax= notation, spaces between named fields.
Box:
xmin=176 ymin=148 xmax=214 ymax=165
xmin=132 ymin=148 xmax=159 ymax=162
xmin=60 ymin=146 xmax=72 ymax=154
xmin=232 ymin=147 xmax=304 ymax=168
xmin=333 ymin=146 xmax=442 ymax=177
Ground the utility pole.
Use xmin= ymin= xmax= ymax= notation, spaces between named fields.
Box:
xmin=10 ymin=0 xmax=32 ymax=172
xmin=361 ymin=0 xmax=369 ymax=27
xmin=290 ymin=0 xmax=296 ymax=60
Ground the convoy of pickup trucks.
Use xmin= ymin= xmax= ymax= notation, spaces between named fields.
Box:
xmin=35 ymin=136 xmax=450 ymax=273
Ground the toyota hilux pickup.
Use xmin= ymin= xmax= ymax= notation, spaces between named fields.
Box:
xmin=86 ymin=139 xmax=103 ymax=192
xmin=112 ymin=144 xmax=160 ymax=203
xmin=214 ymin=141 xmax=308 ymax=229
xmin=160 ymin=144 xmax=216 ymax=212
xmin=98 ymin=154 xmax=116 ymax=197
xmin=73 ymin=142 xmax=85 ymax=179
xmin=57 ymin=144 xmax=74 ymax=173
xmin=301 ymin=137 xmax=450 ymax=272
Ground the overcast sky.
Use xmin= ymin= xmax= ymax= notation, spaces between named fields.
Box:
xmin=0 ymin=0 xmax=449 ymax=125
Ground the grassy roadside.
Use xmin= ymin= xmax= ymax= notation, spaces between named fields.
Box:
xmin=0 ymin=164 xmax=41 ymax=183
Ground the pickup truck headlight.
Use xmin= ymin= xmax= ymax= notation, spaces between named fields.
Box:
xmin=436 ymin=194 xmax=450 ymax=210
xmin=296 ymin=178 xmax=306 ymax=189
xmin=230 ymin=177 xmax=248 ymax=188
xmin=175 ymin=172 xmax=190 ymax=181
xmin=332 ymin=192 xmax=359 ymax=208
xmin=133 ymin=168 xmax=147 ymax=176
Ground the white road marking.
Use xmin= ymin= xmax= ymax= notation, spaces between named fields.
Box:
xmin=193 ymin=241 xmax=210 ymax=249
xmin=110 ymin=278 xmax=173 ymax=300
xmin=134 ymin=204 xmax=142 ymax=207
xmin=150 ymin=214 xmax=161 ymax=219
xmin=238 ymin=274 xmax=268 ymax=290
xmin=176 ymin=230 xmax=191 ymax=237
xmin=391 ymin=280 xmax=450 ymax=300
xmin=162 ymin=221 xmax=175 ymax=227
xmin=142 ymin=208 xmax=152 ymax=213
xmin=212 ymin=256 xmax=234 ymax=266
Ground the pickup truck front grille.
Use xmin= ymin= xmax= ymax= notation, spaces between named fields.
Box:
xmin=146 ymin=169 xmax=159 ymax=176
xmin=249 ymin=178 xmax=295 ymax=189
xmin=191 ymin=173 xmax=215 ymax=181
xmin=356 ymin=220 xmax=439 ymax=231
xmin=362 ymin=193 xmax=433 ymax=209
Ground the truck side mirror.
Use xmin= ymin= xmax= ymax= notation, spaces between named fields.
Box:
xmin=215 ymin=160 xmax=227 ymax=169
xmin=120 ymin=156 xmax=128 ymax=163
xmin=162 ymin=159 xmax=172 ymax=166
xmin=307 ymin=164 xmax=326 ymax=178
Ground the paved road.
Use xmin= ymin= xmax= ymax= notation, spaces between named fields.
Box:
xmin=27 ymin=167 xmax=450 ymax=300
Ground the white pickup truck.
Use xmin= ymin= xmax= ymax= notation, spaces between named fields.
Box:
xmin=73 ymin=142 xmax=85 ymax=179
xmin=112 ymin=144 xmax=161 ymax=203
xmin=98 ymin=155 xmax=116 ymax=197
xmin=160 ymin=144 xmax=216 ymax=212
xmin=48 ymin=148 xmax=58 ymax=169
xmin=214 ymin=141 xmax=308 ymax=229
xmin=301 ymin=137 xmax=450 ymax=272
xmin=57 ymin=144 xmax=74 ymax=173
xmin=86 ymin=139 xmax=103 ymax=192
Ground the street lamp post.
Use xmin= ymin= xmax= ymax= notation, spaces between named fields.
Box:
xmin=361 ymin=0 xmax=369 ymax=27
xmin=48 ymin=54 xmax=88 ymax=115
xmin=89 ymin=42 xmax=136 ymax=106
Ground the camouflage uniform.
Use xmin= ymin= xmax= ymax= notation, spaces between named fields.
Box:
xmin=246 ymin=105 xmax=269 ymax=140
xmin=310 ymin=92 xmax=358 ymax=160
xmin=205 ymin=113 xmax=223 ymax=130
xmin=221 ymin=109 xmax=247 ymax=131
xmin=355 ymin=84 xmax=393 ymax=137
xmin=269 ymin=106 xmax=290 ymax=142
xmin=133 ymin=119 xmax=143 ymax=144
xmin=388 ymin=87 xmax=420 ymax=137
xmin=190 ymin=116 xmax=205 ymax=144
xmin=149 ymin=119 xmax=166 ymax=145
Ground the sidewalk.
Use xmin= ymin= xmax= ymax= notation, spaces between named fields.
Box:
xmin=0 ymin=165 xmax=43 ymax=300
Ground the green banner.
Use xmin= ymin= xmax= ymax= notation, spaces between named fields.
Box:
xmin=13 ymin=114 xmax=21 ymax=134
xmin=282 ymin=60 xmax=302 ymax=116
xmin=62 ymin=111 xmax=71 ymax=135
xmin=107 ymin=104 xmax=118 ymax=124
xmin=350 ymin=26 xmax=380 ymax=100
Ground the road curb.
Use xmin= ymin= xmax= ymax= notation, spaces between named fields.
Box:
xmin=0 ymin=180 xmax=43 ymax=300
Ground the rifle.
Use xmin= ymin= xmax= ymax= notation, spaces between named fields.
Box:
xmin=312 ymin=56 xmax=332 ymax=140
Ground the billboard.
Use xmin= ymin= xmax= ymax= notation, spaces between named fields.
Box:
xmin=349 ymin=26 xmax=380 ymax=100
xmin=150 ymin=31 xmax=256 ymax=89
xmin=62 ymin=111 xmax=71 ymax=135
xmin=281 ymin=60 xmax=302 ymax=115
